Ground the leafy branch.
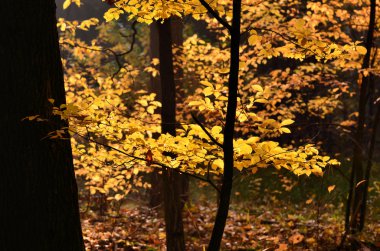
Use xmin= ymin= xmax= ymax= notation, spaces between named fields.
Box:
xmin=71 ymin=129 xmax=221 ymax=193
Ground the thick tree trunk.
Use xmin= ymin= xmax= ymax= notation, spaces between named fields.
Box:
xmin=208 ymin=0 xmax=241 ymax=250
xmin=0 ymin=1 xmax=84 ymax=250
xmin=157 ymin=19 xmax=186 ymax=250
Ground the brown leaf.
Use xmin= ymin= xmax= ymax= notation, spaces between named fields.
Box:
xmin=146 ymin=149 xmax=153 ymax=166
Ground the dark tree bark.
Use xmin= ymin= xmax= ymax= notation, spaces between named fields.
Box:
xmin=207 ymin=0 xmax=241 ymax=250
xmin=157 ymin=19 xmax=186 ymax=250
xmin=148 ymin=22 xmax=163 ymax=208
xmin=359 ymin=103 xmax=380 ymax=230
xmin=345 ymin=0 xmax=376 ymax=234
xmin=0 ymin=1 xmax=84 ymax=250
xmin=149 ymin=19 xmax=188 ymax=211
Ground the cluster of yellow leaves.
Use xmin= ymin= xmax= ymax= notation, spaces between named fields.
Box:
xmin=55 ymin=64 xmax=339 ymax=182
xmin=178 ymin=35 xmax=350 ymax=139
xmin=55 ymin=0 xmax=380 ymax=202
xmin=62 ymin=0 xmax=81 ymax=10
xmin=247 ymin=19 xmax=367 ymax=62
xmin=57 ymin=18 xmax=99 ymax=33
xmin=46 ymin=57 xmax=340 ymax=202
xmin=104 ymin=0 xmax=225 ymax=23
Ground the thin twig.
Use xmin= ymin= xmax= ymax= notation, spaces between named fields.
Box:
xmin=191 ymin=112 xmax=224 ymax=148
xmin=60 ymin=21 xmax=138 ymax=79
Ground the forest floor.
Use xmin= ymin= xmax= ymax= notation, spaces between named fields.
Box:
xmin=81 ymin=196 xmax=379 ymax=250
xmin=79 ymin=167 xmax=380 ymax=250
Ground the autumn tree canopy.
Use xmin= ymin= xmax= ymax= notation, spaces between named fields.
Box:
xmin=8 ymin=0 xmax=379 ymax=249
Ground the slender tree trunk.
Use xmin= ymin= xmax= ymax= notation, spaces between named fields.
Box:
xmin=359 ymin=104 xmax=380 ymax=230
xmin=171 ymin=17 xmax=189 ymax=208
xmin=345 ymin=0 xmax=376 ymax=234
xmin=157 ymin=19 xmax=186 ymax=250
xmin=0 ymin=1 xmax=84 ymax=250
xmin=208 ymin=0 xmax=241 ymax=250
xmin=149 ymin=22 xmax=163 ymax=208
xmin=149 ymin=19 xmax=188 ymax=210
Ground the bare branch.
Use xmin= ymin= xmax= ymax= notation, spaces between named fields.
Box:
xmin=60 ymin=21 xmax=138 ymax=79
xmin=198 ymin=0 xmax=232 ymax=32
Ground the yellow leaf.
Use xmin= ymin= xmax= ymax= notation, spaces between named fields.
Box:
xmin=280 ymin=127 xmax=291 ymax=133
xmin=305 ymin=237 xmax=316 ymax=244
xmin=152 ymin=58 xmax=159 ymax=65
xmin=322 ymin=156 xmax=330 ymax=161
xmin=212 ymin=159 xmax=224 ymax=170
xmin=281 ymin=119 xmax=295 ymax=126
xmin=236 ymin=143 xmax=252 ymax=155
xmin=356 ymin=46 xmax=367 ymax=55
xmin=251 ymin=155 xmax=260 ymax=165
xmin=219 ymin=68 xmax=229 ymax=74
xmin=63 ymin=0 xmax=71 ymax=9
xmin=252 ymin=84 xmax=264 ymax=92
xmin=254 ymin=98 xmax=267 ymax=103
xmin=248 ymin=35 xmax=262 ymax=46
xmin=211 ymin=126 xmax=222 ymax=135
xmin=114 ymin=194 xmax=123 ymax=201
xmin=90 ymin=186 xmax=96 ymax=195
xmin=328 ymin=159 xmax=340 ymax=165
xmin=133 ymin=168 xmax=139 ymax=175
xmin=306 ymin=198 xmax=313 ymax=204
xmin=238 ymin=113 xmax=248 ymax=122
xmin=147 ymin=106 xmax=155 ymax=114
xmin=203 ymin=87 xmax=214 ymax=96
xmin=200 ymin=80 xmax=213 ymax=87
xmin=188 ymin=101 xmax=202 ymax=106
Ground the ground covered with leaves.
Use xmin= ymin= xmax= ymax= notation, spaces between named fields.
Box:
xmin=81 ymin=191 xmax=380 ymax=250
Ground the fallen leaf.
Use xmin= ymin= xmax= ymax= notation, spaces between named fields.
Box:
xmin=289 ymin=233 xmax=304 ymax=244
xmin=275 ymin=243 xmax=288 ymax=251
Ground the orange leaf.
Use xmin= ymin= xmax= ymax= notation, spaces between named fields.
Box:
xmin=328 ymin=185 xmax=335 ymax=193
xmin=275 ymin=243 xmax=288 ymax=251
xmin=289 ymin=233 xmax=304 ymax=244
